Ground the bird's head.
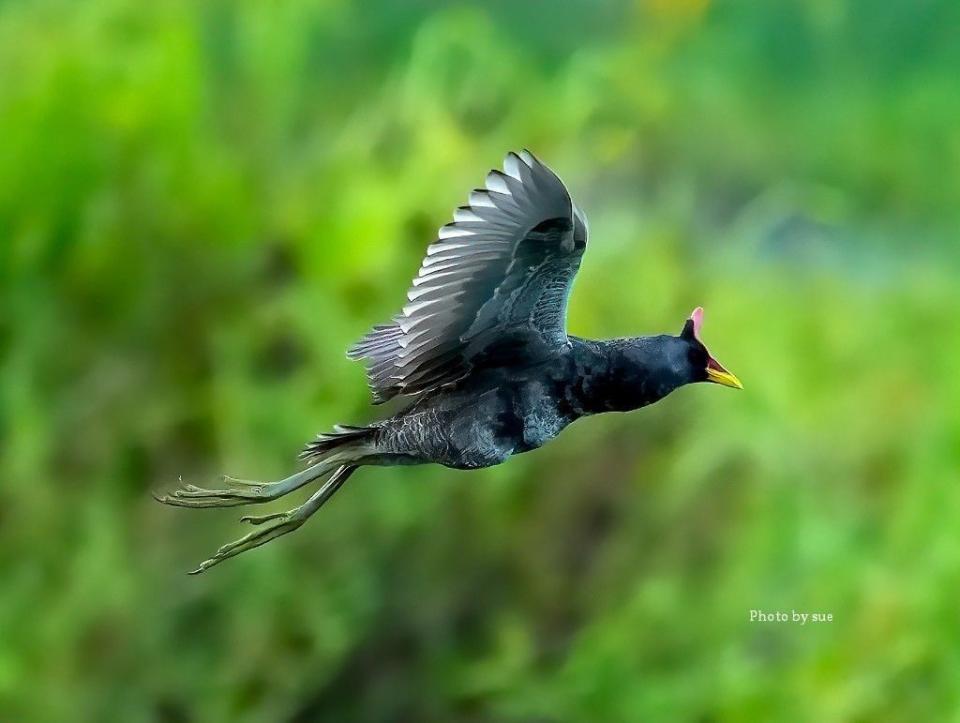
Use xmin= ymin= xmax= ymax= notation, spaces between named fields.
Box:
xmin=675 ymin=306 xmax=743 ymax=390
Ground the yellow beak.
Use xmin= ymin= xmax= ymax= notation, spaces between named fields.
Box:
xmin=706 ymin=361 xmax=743 ymax=389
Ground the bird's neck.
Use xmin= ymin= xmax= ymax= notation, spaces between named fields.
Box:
xmin=565 ymin=337 xmax=676 ymax=416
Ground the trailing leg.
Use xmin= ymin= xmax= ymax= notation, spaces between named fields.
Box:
xmin=154 ymin=425 xmax=375 ymax=509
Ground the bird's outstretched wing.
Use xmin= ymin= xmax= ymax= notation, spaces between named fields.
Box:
xmin=348 ymin=150 xmax=589 ymax=403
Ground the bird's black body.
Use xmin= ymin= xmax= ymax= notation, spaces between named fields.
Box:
xmin=157 ymin=151 xmax=741 ymax=573
xmin=368 ymin=334 xmax=703 ymax=470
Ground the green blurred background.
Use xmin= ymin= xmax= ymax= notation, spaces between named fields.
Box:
xmin=2 ymin=0 xmax=959 ymax=720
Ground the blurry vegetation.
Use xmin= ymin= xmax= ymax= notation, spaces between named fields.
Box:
xmin=2 ymin=0 xmax=959 ymax=720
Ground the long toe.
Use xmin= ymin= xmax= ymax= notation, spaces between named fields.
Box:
xmin=152 ymin=492 xmax=253 ymax=509
xmin=172 ymin=485 xmax=265 ymax=499
xmin=240 ymin=511 xmax=289 ymax=526
xmin=188 ymin=514 xmax=304 ymax=574
xmin=221 ymin=475 xmax=262 ymax=488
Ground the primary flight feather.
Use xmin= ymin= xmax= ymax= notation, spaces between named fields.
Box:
xmin=156 ymin=150 xmax=742 ymax=573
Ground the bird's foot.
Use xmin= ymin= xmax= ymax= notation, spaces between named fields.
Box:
xmin=188 ymin=508 xmax=308 ymax=574
xmin=152 ymin=475 xmax=277 ymax=508
xmin=153 ymin=463 xmax=333 ymax=509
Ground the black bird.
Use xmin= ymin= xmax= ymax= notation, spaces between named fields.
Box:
xmin=156 ymin=150 xmax=742 ymax=573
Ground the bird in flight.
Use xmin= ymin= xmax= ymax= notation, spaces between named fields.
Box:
xmin=156 ymin=150 xmax=742 ymax=573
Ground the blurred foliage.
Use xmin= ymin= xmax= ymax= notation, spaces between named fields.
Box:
xmin=2 ymin=0 xmax=960 ymax=720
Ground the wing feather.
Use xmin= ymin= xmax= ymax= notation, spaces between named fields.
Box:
xmin=348 ymin=150 xmax=588 ymax=403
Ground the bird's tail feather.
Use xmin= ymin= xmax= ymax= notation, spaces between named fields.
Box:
xmin=299 ymin=424 xmax=376 ymax=464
